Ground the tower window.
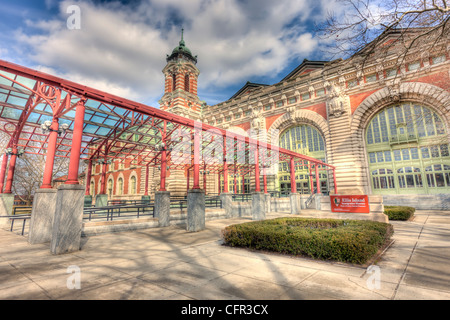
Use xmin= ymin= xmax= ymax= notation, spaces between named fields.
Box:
xmin=172 ymin=74 xmax=176 ymax=91
xmin=185 ymin=74 xmax=190 ymax=92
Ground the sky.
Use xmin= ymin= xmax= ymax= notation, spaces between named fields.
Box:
xmin=0 ymin=0 xmax=341 ymax=108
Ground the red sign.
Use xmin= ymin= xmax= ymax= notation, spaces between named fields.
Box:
xmin=330 ymin=195 xmax=370 ymax=213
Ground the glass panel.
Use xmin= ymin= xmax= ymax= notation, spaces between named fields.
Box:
xmin=431 ymin=146 xmax=440 ymax=158
xmin=406 ymin=175 xmax=415 ymax=188
xmin=388 ymin=176 xmax=395 ymax=188
xmin=435 ymin=173 xmax=445 ymax=187
xmin=427 ymin=174 xmax=435 ymax=187
xmin=380 ymin=176 xmax=388 ymax=189
xmin=384 ymin=151 xmax=392 ymax=162
xmin=411 ymin=148 xmax=419 ymax=160
xmin=445 ymin=173 xmax=450 ymax=186
xmin=376 ymin=151 xmax=384 ymax=162
xmin=402 ymin=149 xmax=410 ymax=160
xmin=394 ymin=150 xmax=402 ymax=161
xmin=440 ymin=144 xmax=449 ymax=157
xmin=415 ymin=174 xmax=423 ymax=187
xmin=369 ymin=153 xmax=376 ymax=163
xmin=398 ymin=176 xmax=406 ymax=188
xmin=373 ymin=177 xmax=379 ymax=189
xmin=434 ymin=164 xmax=442 ymax=171
xmin=421 ymin=147 xmax=430 ymax=158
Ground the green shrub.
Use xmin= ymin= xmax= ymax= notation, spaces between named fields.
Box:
xmin=222 ymin=218 xmax=393 ymax=265
xmin=384 ymin=206 xmax=415 ymax=221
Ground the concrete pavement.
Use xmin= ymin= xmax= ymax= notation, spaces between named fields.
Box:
xmin=0 ymin=210 xmax=449 ymax=300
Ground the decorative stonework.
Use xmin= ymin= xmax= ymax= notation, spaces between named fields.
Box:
xmin=326 ymin=83 xmax=350 ymax=118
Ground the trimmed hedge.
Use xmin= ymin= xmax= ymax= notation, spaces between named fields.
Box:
xmin=384 ymin=206 xmax=415 ymax=221
xmin=222 ymin=218 xmax=393 ymax=265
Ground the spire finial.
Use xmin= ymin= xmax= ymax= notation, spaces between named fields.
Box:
xmin=179 ymin=28 xmax=185 ymax=46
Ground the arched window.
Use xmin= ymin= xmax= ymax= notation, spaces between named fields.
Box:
xmin=366 ymin=102 xmax=449 ymax=194
xmin=184 ymin=74 xmax=190 ymax=92
xmin=130 ymin=176 xmax=137 ymax=194
xmin=107 ymin=179 xmax=113 ymax=198
xmin=117 ymin=177 xmax=123 ymax=196
xmin=278 ymin=124 xmax=327 ymax=194
xmin=90 ymin=181 xmax=95 ymax=196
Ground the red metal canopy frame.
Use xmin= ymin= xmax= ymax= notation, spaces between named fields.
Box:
xmin=0 ymin=59 xmax=337 ymax=196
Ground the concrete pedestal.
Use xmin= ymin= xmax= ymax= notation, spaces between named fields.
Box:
xmin=154 ymin=191 xmax=170 ymax=227
xmin=50 ymin=184 xmax=85 ymax=255
xmin=219 ymin=193 xmax=233 ymax=218
xmin=265 ymin=193 xmax=271 ymax=213
xmin=187 ymin=189 xmax=205 ymax=232
xmin=95 ymin=194 xmax=108 ymax=207
xmin=290 ymin=193 xmax=301 ymax=215
xmin=28 ymin=188 xmax=57 ymax=244
xmin=252 ymin=192 xmax=266 ymax=221
xmin=0 ymin=193 xmax=15 ymax=229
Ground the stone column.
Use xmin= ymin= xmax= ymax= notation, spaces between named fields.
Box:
xmin=220 ymin=193 xmax=233 ymax=218
xmin=28 ymin=188 xmax=57 ymax=244
xmin=0 ymin=193 xmax=15 ymax=229
xmin=252 ymin=192 xmax=266 ymax=220
xmin=154 ymin=191 xmax=170 ymax=227
xmin=290 ymin=193 xmax=301 ymax=214
xmin=187 ymin=189 xmax=205 ymax=232
xmin=50 ymin=184 xmax=85 ymax=255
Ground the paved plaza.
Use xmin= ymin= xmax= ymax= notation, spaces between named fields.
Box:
xmin=0 ymin=210 xmax=449 ymax=300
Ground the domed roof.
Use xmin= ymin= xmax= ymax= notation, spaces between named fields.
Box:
xmin=167 ymin=29 xmax=197 ymax=63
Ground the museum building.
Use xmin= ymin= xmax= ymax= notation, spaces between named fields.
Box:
xmin=89 ymin=29 xmax=450 ymax=209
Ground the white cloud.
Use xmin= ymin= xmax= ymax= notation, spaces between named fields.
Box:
xmin=11 ymin=0 xmax=326 ymax=106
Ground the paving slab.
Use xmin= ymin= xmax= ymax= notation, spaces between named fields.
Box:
xmin=0 ymin=209 xmax=449 ymax=300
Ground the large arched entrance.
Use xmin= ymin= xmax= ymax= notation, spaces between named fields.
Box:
xmin=278 ymin=124 xmax=328 ymax=194
xmin=366 ymin=102 xmax=450 ymax=194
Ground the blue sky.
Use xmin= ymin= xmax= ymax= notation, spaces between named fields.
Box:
xmin=0 ymin=0 xmax=338 ymax=108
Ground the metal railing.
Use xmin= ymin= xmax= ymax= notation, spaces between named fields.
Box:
xmin=232 ymin=194 xmax=252 ymax=202
xmin=83 ymin=203 xmax=155 ymax=222
xmin=0 ymin=214 xmax=31 ymax=236
xmin=205 ymin=196 xmax=222 ymax=208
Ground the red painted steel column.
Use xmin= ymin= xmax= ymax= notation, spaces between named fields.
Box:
xmin=254 ymin=146 xmax=261 ymax=192
xmin=66 ymin=101 xmax=85 ymax=185
xmin=160 ymin=149 xmax=167 ymax=191
xmin=218 ymin=172 xmax=221 ymax=194
xmin=192 ymin=130 xmax=200 ymax=189
xmin=144 ymin=164 xmax=149 ymax=196
xmin=85 ymin=159 xmax=92 ymax=195
xmin=263 ymin=166 xmax=268 ymax=193
xmin=0 ymin=153 xmax=9 ymax=193
xmin=203 ymin=164 xmax=207 ymax=194
xmin=315 ymin=164 xmax=321 ymax=194
xmin=41 ymin=118 xmax=59 ymax=189
xmin=4 ymin=147 xmax=17 ymax=193
xmin=333 ymin=168 xmax=338 ymax=194
xmin=100 ymin=160 xmax=107 ymax=194
xmin=290 ymin=156 xmax=296 ymax=193
xmin=186 ymin=168 xmax=190 ymax=191
xmin=309 ymin=164 xmax=314 ymax=194
xmin=223 ymin=137 xmax=228 ymax=193
xmin=234 ymin=167 xmax=237 ymax=194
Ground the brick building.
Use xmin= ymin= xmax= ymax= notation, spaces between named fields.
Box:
xmin=89 ymin=28 xmax=450 ymax=208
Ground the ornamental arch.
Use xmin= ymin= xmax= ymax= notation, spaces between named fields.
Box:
xmin=268 ymin=109 xmax=332 ymax=194
xmin=351 ymin=82 xmax=450 ymax=195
